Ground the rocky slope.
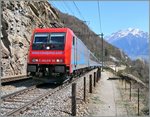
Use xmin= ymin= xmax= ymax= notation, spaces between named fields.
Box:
xmin=1 ymin=1 xmax=63 ymax=76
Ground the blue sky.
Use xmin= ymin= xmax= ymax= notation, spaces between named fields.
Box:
xmin=49 ymin=1 xmax=149 ymax=36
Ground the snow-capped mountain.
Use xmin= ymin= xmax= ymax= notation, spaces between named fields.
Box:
xmin=105 ymin=28 xmax=149 ymax=60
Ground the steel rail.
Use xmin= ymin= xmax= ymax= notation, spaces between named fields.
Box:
xmin=1 ymin=75 xmax=31 ymax=83
xmin=1 ymin=85 xmax=37 ymax=100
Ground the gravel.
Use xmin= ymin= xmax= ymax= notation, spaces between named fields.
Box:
xmin=1 ymin=79 xmax=42 ymax=96
xmin=21 ymin=69 xmax=97 ymax=116
xmin=1 ymin=69 xmax=98 ymax=116
xmin=1 ymin=87 xmax=52 ymax=116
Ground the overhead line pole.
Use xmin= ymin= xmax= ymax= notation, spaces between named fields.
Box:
xmin=97 ymin=1 xmax=104 ymax=71
xmin=101 ymin=33 xmax=104 ymax=71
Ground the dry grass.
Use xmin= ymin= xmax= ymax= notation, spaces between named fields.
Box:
xmin=117 ymin=80 xmax=149 ymax=116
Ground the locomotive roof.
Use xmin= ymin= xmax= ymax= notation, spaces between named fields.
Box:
xmin=33 ymin=28 xmax=73 ymax=33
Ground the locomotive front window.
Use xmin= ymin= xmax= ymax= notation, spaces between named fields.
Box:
xmin=49 ymin=33 xmax=65 ymax=50
xmin=32 ymin=32 xmax=65 ymax=50
xmin=50 ymin=33 xmax=65 ymax=44
xmin=34 ymin=33 xmax=49 ymax=43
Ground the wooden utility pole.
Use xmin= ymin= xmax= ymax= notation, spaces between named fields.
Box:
xmin=72 ymin=83 xmax=76 ymax=116
xmin=101 ymin=33 xmax=104 ymax=71
xmin=89 ymin=75 xmax=92 ymax=93
xmin=138 ymin=88 xmax=140 ymax=116
xmin=83 ymin=77 xmax=86 ymax=102
xmin=94 ymin=72 xmax=96 ymax=87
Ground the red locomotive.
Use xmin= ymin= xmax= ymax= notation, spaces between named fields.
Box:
xmin=27 ymin=28 xmax=100 ymax=83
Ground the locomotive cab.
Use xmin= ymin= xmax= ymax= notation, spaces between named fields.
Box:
xmin=27 ymin=28 xmax=72 ymax=79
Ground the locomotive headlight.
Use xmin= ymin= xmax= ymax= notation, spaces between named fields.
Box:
xmin=46 ymin=46 xmax=50 ymax=50
xmin=56 ymin=59 xmax=60 ymax=62
xmin=32 ymin=58 xmax=38 ymax=62
xmin=56 ymin=59 xmax=63 ymax=63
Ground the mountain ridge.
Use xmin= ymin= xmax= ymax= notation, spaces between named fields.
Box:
xmin=105 ymin=28 xmax=149 ymax=60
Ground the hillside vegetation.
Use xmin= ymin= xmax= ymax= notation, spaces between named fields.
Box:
xmin=124 ymin=59 xmax=149 ymax=84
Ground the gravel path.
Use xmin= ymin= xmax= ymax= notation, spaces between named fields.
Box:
xmin=87 ymin=70 xmax=128 ymax=116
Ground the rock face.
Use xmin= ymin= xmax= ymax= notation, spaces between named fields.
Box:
xmin=1 ymin=1 xmax=63 ymax=76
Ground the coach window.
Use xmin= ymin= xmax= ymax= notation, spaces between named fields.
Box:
xmin=73 ymin=36 xmax=75 ymax=46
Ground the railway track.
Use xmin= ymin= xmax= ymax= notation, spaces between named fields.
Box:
xmin=1 ymin=83 xmax=57 ymax=116
xmin=1 ymin=75 xmax=80 ymax=116
xmin=1 ymin=69 xmax=96 ymax=116
xmin=1 ymin=75 xmax=31 ymax=83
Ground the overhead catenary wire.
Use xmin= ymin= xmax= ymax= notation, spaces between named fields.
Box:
xmin=73 ymin=1 xmax=85 ymax=22
xmin=49 ymin=1 xmax=68 ymax=13
xmin=61 ymin=2 xmax=68 ymax=13
xmin=50 ymin=2 xmax=67 ymax=13
xmin=62 ymin=0 xmax=75 ymax=15
xmin=51 ymin=1 xmax=90 ymax=28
